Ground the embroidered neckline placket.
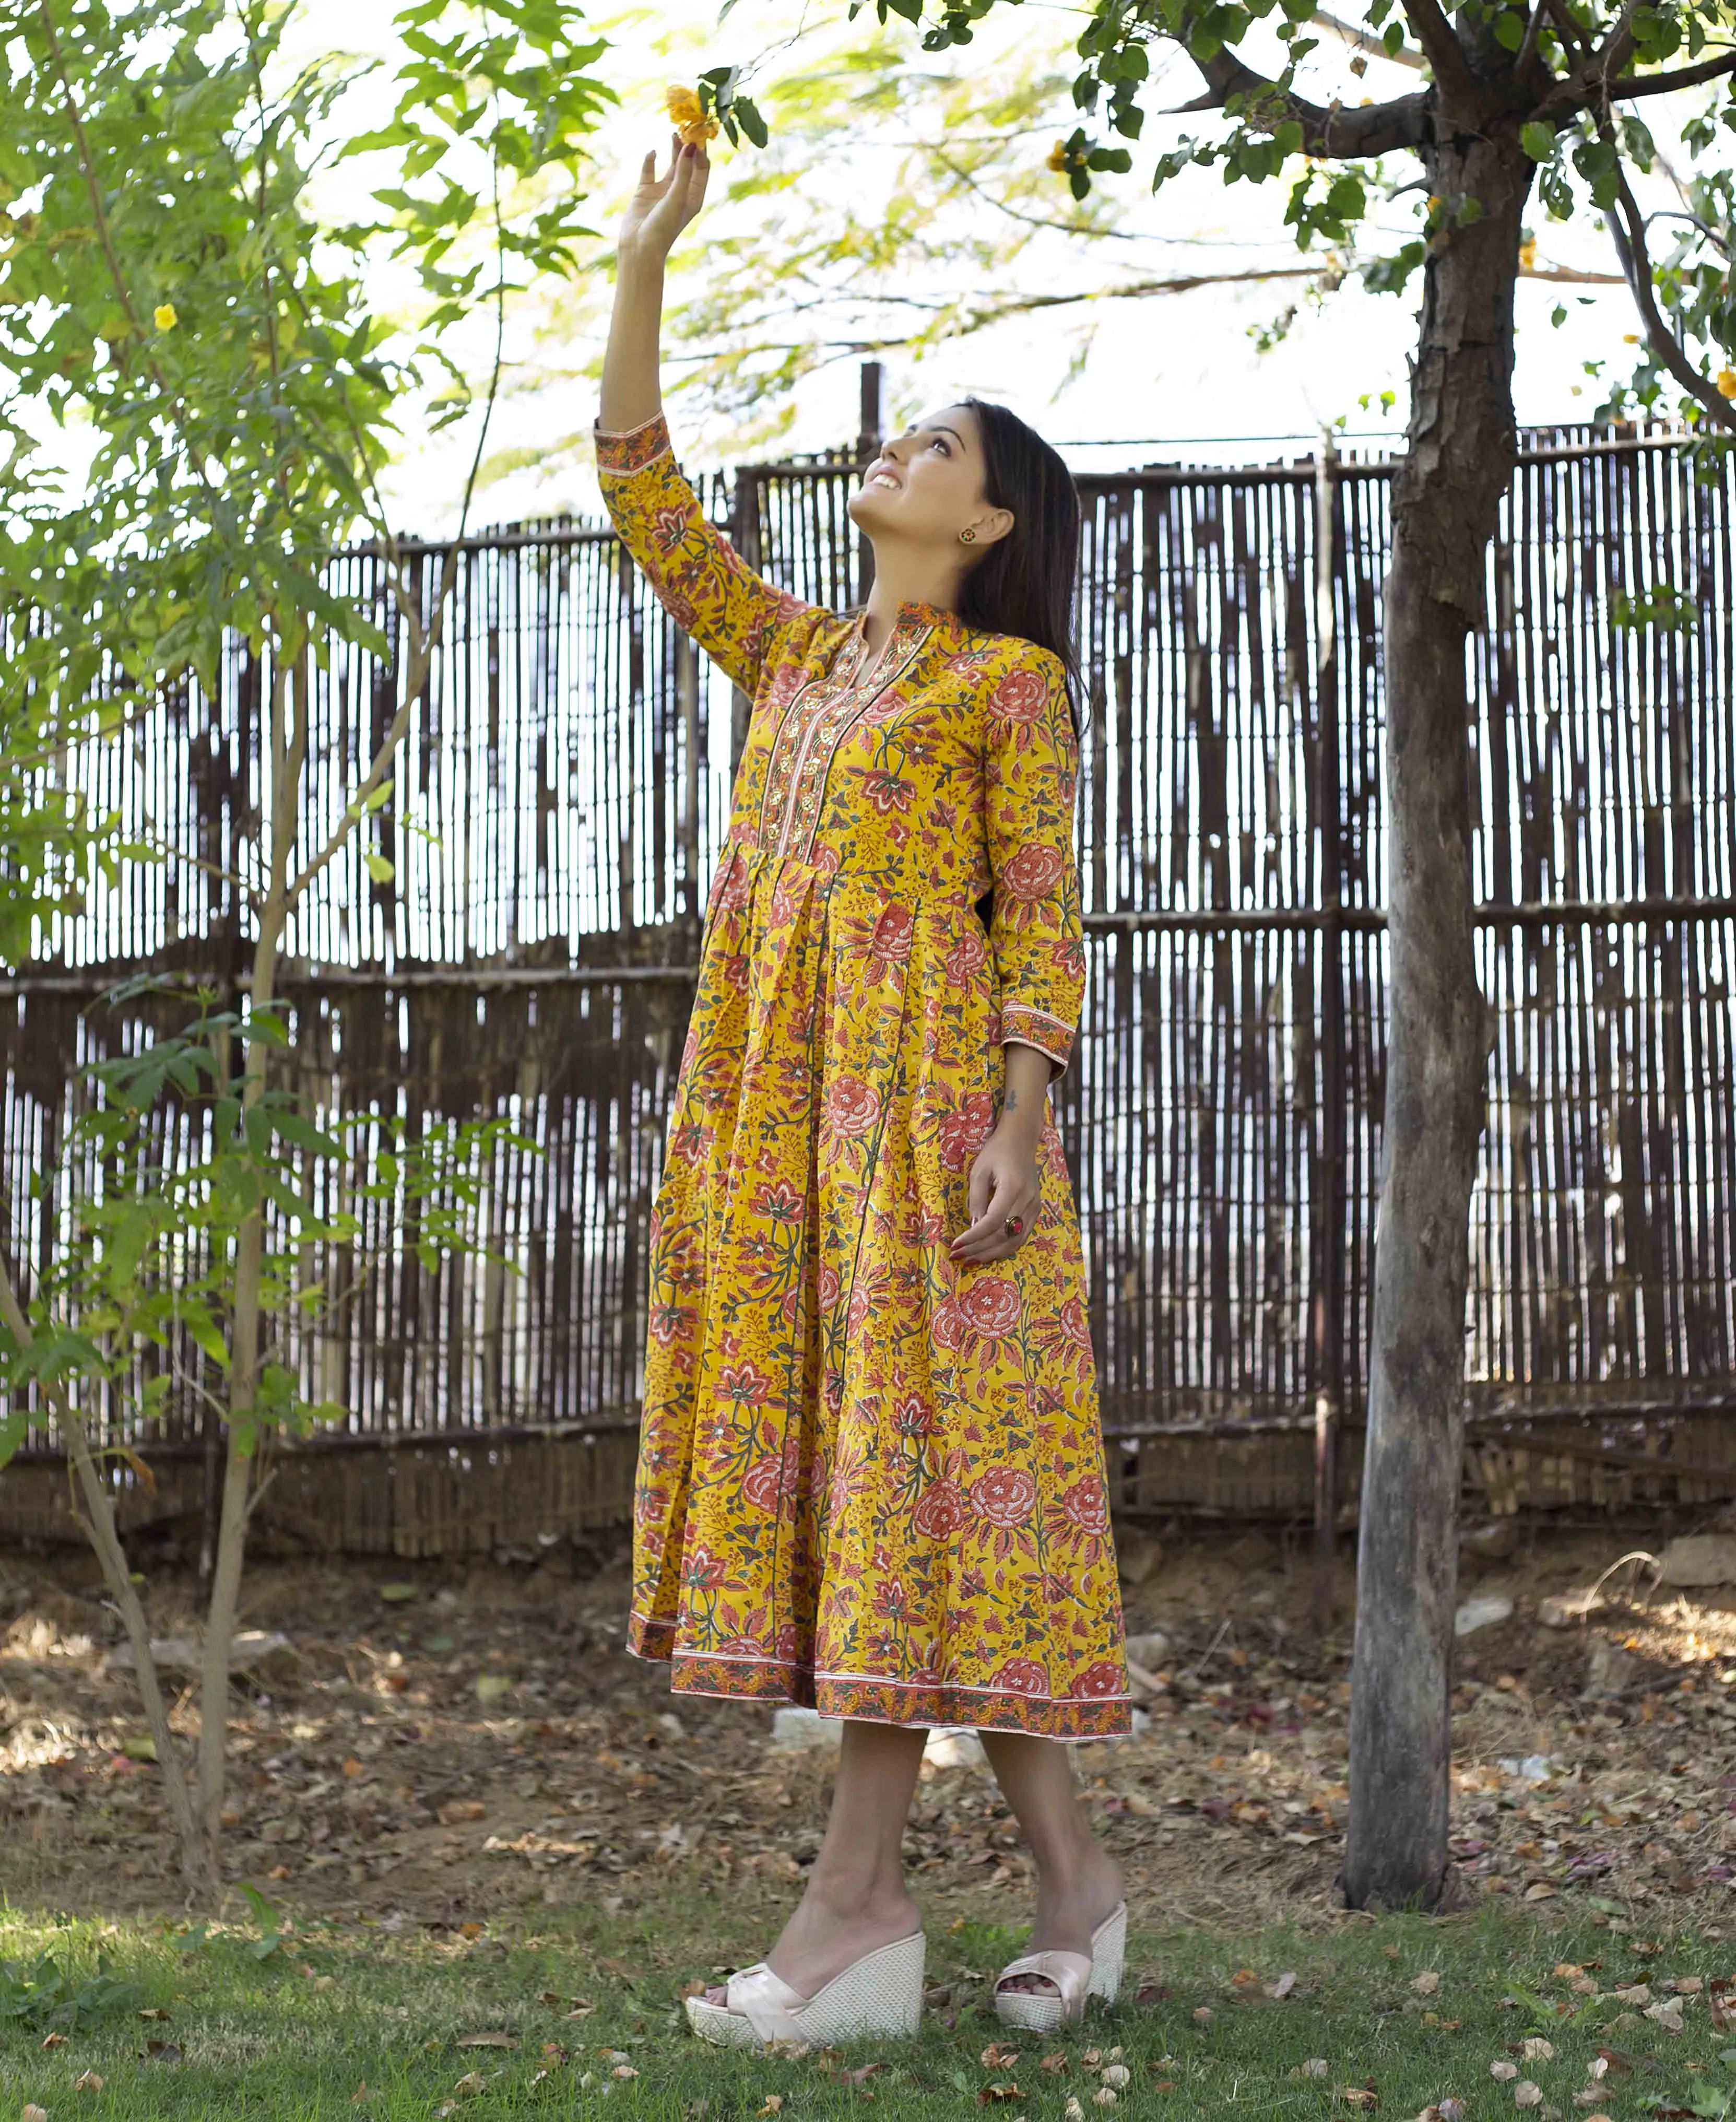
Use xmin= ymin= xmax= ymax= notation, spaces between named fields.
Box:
xmin=767 ymin=621 xmax=931 ymax=865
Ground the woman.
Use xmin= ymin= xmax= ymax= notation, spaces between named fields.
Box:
xmin=598 ymin=137 xmax=1131 ymax=2047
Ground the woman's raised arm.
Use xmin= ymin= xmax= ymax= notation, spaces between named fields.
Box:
xmin=595 ymin=142 xmax=813 ymax=697
xmin=599 ymin=139 xmax=709 ymax=434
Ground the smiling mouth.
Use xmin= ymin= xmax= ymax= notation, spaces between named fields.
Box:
xmin=865 ymin=469 xmax=900 ymax=490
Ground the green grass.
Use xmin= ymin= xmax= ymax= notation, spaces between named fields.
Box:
xmin=1 ymin=1888 xmax=1731 ymax=2118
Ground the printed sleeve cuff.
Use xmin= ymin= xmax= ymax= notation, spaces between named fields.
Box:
xmin=1001 ymin=1002 xmax=1076 ymax=1075
xmin=595 ymin=412 xmax=674 ymax=477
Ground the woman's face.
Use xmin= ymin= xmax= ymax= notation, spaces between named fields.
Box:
xmin=847 ymin=406 xmax=1011 ymax=553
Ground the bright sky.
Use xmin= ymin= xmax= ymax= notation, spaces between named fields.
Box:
xmin=263 ymin=0 xmax=1732 ymax=530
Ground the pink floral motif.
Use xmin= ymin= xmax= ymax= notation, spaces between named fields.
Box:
xmin=891 ymin=1392 xmax=936 ymax=1437
xmin=936 ymin=1092 xmax=996 ymax=1174
xmin=946 ymin=926 xmax=989 ymax=983
xmin=743 ymin=1446 xmax=800 ymax=1512
xmin=999 ymin=843 xmax=1065 ymax=902
xmin=650 ymin=505 xmax=689 ymax=554
xmin=972 ymin=1466 xmax=1037 ymax=1527
xmin=817 ymin=1263 xmax=842 ymax=1311
xmin=825 ymin=1075 xmax=882 ymax=1140
xmin=1069 ymin=1660 xmax=1127 ymax=1699
xmin=959 ymin=1278 xmax=1022 ymax=1338
xmin=681 ymin=1545 xmax=729 ymax=1589
xmin=912 ymin=1479 xmax=971 ymax=1537
xmin=648 ymin=1301 xmax=692 ymax=1348
xmin=716 ymin=1362 xmax=773 ymax=1407
xmin=994 ymin=1658 xmax=1049 ymax=1697
xmin=989 ymin=666 xmax=1048 ymax=725
xmin=930 ymin=1298 xmax=971 ymax=1352
xmin=1056 ymin=1475 xmax=1109 ymax=1536
xmin=755 ymin=1178 xmax=805 ymax=1221
xmin=861 ymin=769 xmax=916 ymax=815
xmin=869 ymin=903 xmax=915 ymax=964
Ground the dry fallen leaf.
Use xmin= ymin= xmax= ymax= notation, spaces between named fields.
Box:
xmin=21 ymin=2107 xmax=49 ymax=2121
xmin=982 ymin=2043 xmax=1020 ymax=2069
xmin=1065 ymin=2099 xmax=1087 ymax=2122
xmin=1102 ymin=2065 xmax=1131 ymax=2088
xmin=1294 ymin=2059 xmax=1330 ymax=2079
xmin=1411 ymin=1972 xmax=1442 ymax=1997
xmin=439 ymin=1801 xmax=487 ymax=1826
xmin=456 ymin=2033 xmax=516 ymax=2049
xmin=452 ymin=2073 xmax=487 ymax=2097
xmin=1512 ymin=2083 xmax=1542 ymax=2110
xmin=1093 ymin=2093 xmax=1119 ymax=2111
xmin=1333 ymin=2088 xmax=1377 ymax=2109
xmin=1519 ymin=2038 xmax=1554 ymax=2061
xmin=1040 ymin=2052 xmax=1069 ymax=2073
xmin=1491 ymin=2061 xmax=1520 ymax=2082
xmin=755 ymin=2099 xmax=783 ymax=2117
xmin=74 ymin=2073 xmax=104 ymax=2094
xmin=1270 ymin=1970 xmax=1298 ymax=1999
xmin=978 ymin=2085 xmax=1022 ymax=2105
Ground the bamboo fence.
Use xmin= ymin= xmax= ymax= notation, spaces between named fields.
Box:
xmin=2 ymin=425 xmax=1733 ymax=1554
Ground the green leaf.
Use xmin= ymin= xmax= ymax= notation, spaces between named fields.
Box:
xmin=1521 ymin=120 xmax=1557 ymax=161
xmin=1493 ymin=9 xmax=1525 ymax=48
xmin=365 ymin=850 xmax=396 ymax=885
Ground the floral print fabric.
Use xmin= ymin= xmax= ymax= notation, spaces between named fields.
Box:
xmin=600 ymin=414 xmax=1129 ymax=1740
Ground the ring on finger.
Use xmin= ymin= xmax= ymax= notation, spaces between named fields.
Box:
xmin=1002 ymin=1214 xmax=1025 ymax=1239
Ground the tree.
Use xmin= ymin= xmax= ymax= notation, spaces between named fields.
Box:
xmin=0 ymin=0 xmax=609 ymax=1898
xmin=812 ymin=0 xmax=1736 ymax=1909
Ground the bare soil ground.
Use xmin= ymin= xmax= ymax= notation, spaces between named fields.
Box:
xmin=5 ymin=1518 xmax=1736 ymax=1942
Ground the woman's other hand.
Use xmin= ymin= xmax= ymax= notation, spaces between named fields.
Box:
xmin=619 ymin=137 xmax=710 ymax=270
xmin=951 ymin=1123 xmax=1042 ymax=1265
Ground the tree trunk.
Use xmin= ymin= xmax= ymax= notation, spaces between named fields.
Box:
xmin=197 ymin=654 xmax=297 ymax=1852
xmin=1341 ymin=126 xmax=1533 ymax=1911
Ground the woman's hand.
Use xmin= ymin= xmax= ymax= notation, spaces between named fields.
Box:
xmin=951 ymin=1122 xmax=1042 ymax=1266
xmin=619 ymin=136 xmax=710 ymax=272
xmin=951 ymin=1042 xmax=1055 ymax=1266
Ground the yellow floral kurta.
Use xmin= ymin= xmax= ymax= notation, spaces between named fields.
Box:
xmin=601 ymin=414 xmax=1129 ymax=1740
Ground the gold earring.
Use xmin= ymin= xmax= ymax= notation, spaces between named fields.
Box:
xmin=960 ymin=528 xmax=977 ymax=545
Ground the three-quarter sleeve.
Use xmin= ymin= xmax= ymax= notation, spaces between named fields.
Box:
xmin=984 ymin=651 xmax=1087 ymax=1074
xmin=595 ymin=412 xmax=812 ymax=697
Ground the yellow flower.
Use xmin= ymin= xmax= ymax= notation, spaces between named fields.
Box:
xmin=1717 ymin=367 xmax=1736 ymax=399
xmin=1046 ymin=139 xmax=1070 ymax=172
xmin=1518 ymin=238 xmax=1537 ymax=269
xmin=664 ymin=84 xmax=718 ymax=147
xmin=1622 ymin=332 xmax=1639 ymax=344
xmin=1426 ymin=194 xmax=1444 ymax=212
xmin=153 ymin=302 xmax=177 ymax=331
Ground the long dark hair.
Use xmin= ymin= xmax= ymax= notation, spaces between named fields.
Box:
xmin=955 ymin=398 xmax=1082 ymax=727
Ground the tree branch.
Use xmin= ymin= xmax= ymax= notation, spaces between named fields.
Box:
xmin=1602 ymin=129 xmax=1736 ymax=433
xmin=0 ymin=1251 xmax=212 ymax=1895
xmin=1315 ymin=6 xmax=1429 ymax=70
xmin=37 ymin=0 xmax=214 ymax=500
xmin=1611 ymin=48 xmax=1736 ymax=97
xmin=1397 ymin=0 xmax=1479 ymax=98
xmin=1186 ymin=45 xmax=1432 ymax=154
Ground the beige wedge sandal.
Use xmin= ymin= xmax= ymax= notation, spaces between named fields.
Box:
xmin=685 ymin=1928 xmax=927 ymax=2047
xmin=991 ymin=1902 xmax=1127 ymax=2034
